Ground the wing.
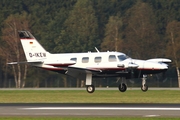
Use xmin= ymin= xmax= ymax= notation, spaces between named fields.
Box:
xmin=66 ymin=66 xmax=102 ymax=80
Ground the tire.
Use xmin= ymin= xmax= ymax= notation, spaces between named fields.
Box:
xmin=141 ymin=84 xmax=148 ymax=92
xmin=86 ymin=85 xmax=95 ymax=93
xmin=118 ymin=83 xmax=127 ymax=92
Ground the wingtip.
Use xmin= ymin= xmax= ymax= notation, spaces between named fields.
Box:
xmin=7 ymin=62 xmax=18 ymax=65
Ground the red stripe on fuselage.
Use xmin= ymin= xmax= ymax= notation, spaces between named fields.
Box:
xmin=137 ymin=68 xmax=161 ymax=70
xmin=89 ymin=67 xmax=163 ymax=71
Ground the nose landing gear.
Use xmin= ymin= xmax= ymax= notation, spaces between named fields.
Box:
xmin=141 ymin=75 xmax=148 ymax=92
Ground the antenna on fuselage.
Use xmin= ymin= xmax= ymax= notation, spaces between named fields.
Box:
xmin=95 ymin=47 xmax=100 ymax=53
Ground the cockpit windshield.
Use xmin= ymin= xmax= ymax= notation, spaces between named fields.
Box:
xmin=118 ymin=55 xmax=129 ymax=61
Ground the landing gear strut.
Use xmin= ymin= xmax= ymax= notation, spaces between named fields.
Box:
xmin=141 ymin=75 xmax=148 ymax=92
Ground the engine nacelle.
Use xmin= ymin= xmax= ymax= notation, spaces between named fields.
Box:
xmin=146 ymin=58 xmax=171 ymax=63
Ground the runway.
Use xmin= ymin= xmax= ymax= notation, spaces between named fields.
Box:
xmin=0 ymin=103 xmax=180 ymax=117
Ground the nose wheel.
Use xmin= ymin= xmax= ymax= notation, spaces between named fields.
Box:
xmin=86 ymin=85 xmax=95 ymax=93
xmin=141 ymin=84 xmax=148 ymax=92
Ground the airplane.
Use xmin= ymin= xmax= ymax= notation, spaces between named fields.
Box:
xmin=8 ymin=30 xmax=171 ymax=93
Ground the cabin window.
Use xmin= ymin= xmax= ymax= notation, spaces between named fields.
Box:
xmin=118 ymin=55 xmax=128 ymax=61
xmin=82 ymin=57 xmax=89 ymax=63
xmin=109 ymin=55 xmax=117 ymax=62
xmin=70 ymin=58 xmax=77 ymax=62
xmin=94 ymin=56 xmax=102 ymax=63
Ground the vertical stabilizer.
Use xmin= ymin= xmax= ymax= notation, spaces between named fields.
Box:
xmin=18 ymin=31 xmax=49 ymax=61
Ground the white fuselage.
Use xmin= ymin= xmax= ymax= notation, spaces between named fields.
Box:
xmin=36 ymin=51 xmax=168 ymax=79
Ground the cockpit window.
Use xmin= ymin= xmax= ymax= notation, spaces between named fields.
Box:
xmin=118 ymin=55 xmax=129 ymax=61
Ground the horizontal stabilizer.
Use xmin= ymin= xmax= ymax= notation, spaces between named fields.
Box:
xmin=8 ymin=61 xmax=43 ymax=65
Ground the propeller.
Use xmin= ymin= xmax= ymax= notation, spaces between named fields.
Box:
xmin=127 ymin=60 xmax=140 ymax=84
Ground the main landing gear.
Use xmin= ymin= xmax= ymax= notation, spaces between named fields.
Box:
xmin=118 ymin=83 xmax=127 ymax=92
xmin=85 ymin=73 xmax=95 ymax=93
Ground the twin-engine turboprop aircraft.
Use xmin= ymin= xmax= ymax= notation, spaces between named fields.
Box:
xmin=9 ymin=31 xmax=171 ymax=93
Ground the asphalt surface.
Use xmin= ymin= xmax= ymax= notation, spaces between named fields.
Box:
xmin=0 ymin=103 xmax=180 ymax=117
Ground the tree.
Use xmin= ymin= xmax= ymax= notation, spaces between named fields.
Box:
xmin=147 ymin=0 xmax=180 ymax=35
xmin=124 ymin=1 xmax=160 ymax=59
xmin=101 ymin=15 xmax=123 ymax=51
xmin=55 ymin=0 xmax=99 ymax=53
xmin=0 ymin=12 xmax=30 ymax=88
xmin=166 ymin=20 xmax=180 ymax=88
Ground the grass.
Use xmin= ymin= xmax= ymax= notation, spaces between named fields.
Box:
xmin=0 ymin=90 xmax=180 ymax=103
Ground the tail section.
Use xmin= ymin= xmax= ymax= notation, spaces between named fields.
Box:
xmin=18 ymin=31 xmax=49 ymax=62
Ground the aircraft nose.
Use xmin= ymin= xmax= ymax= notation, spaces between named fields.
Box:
xmin=144 ymin=61 xmax=168 ymax=70
xmin=159 ymin=63 xmax=168 ymax=70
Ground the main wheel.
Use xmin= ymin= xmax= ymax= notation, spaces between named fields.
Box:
xmin=141 ymin=84 xmax=148 ymax=92
xmin=118 ymin=83 xmax=127 ymax=92
xmin=86 ymin=85 xmax=95 ymax=93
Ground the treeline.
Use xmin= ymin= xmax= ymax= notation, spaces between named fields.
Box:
xmin=0 ymin=0 xmax=180 ymax=88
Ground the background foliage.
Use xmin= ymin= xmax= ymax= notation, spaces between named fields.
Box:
xmin=0 ymin=0 xmax=180 ymax=88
